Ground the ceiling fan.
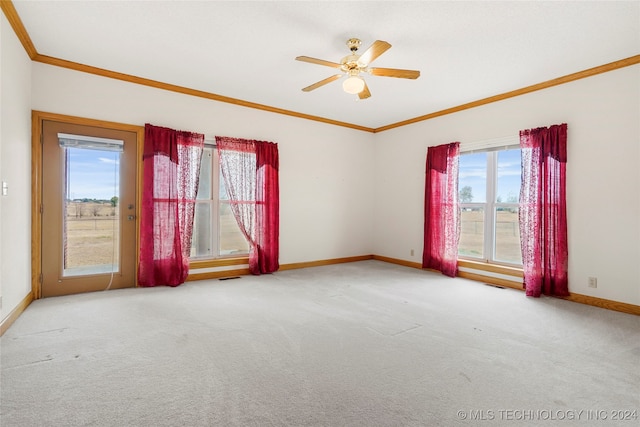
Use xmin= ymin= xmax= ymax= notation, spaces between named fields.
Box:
xmin=296 ymin=38 xmax=420 ymax=99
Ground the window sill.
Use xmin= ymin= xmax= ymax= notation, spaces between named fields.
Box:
xmin=457 ymin=259 xmax=523 ymax=278
xmin=189 ymin=256 xmax=249 ymax=270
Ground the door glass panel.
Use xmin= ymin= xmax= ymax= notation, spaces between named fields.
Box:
xmin=61 ymin=138 xmax=122 ymax=277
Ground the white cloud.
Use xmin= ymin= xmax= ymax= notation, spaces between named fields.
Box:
xmin=497 ymin=170 xmax=521 ymax=177
xmin=459 ymin=169 xmax=487 ymax=179
xmin=98 ymin=157 xmax=120 ymax=165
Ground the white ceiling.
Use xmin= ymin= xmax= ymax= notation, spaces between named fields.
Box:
xmin=12 ymin=1 xmax=640 ymax=129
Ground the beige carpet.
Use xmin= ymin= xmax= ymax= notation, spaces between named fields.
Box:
xmin=1 ymin=260 xmax=638 ymax=426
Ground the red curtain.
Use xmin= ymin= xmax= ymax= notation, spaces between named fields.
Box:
xmin=138 ymin=124 xmax=204 ymax=287
xmin=519 ymin=123 xmax=568 ymax=297
xmin=422 ymin=142 xmax=460 ymax=277
xmin=216 ymin=136 xmax=279 ymax=275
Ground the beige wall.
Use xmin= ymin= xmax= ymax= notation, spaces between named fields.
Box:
xmin=30 ymin=62 xmax=376 ymax=271
xmin=0 ymin=13 xmax=33 ymax=322
xmin=373 ymin=65 xmax=640 ymax=305
xmin=2 ymin=17 xmax=639 ymax=321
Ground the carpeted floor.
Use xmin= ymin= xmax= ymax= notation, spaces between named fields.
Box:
xmin=1 ymin=260 xmax=638 ymax=426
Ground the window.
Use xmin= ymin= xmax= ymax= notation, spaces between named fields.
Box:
xmin=190 ymin=145 xmax=249 ymax=259
xmin=458 ymin=146 xmax=522 ymax=265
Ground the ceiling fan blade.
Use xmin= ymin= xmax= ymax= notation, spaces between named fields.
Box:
xmin=301 ymin=74 xmax=342 ymax=92
xmin=358 ymin=81 xmax=371 ymax=99
xmin=296 ymin=56 xmax=342 ymax=68
xmin=369 ymin=67 xmax=420 ymax=79
xmin=357 ymin=40 xmax=391 ymax=66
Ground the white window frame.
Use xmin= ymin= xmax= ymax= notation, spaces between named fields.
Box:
xmin=190 ymin=143 xmax=249 ymax=260
xmin=459 ymin=137 xmax=521 ymax=267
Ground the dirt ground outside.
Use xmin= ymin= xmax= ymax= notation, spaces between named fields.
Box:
xmin=65 ymin=201 xmax=248 ymax=269
xmin=66 ymin=203 xmax=520 ymax=268
xmin=459 ymin=209 xmax=521 ymax=264
xmin=64 ymin=202 xmax=119 ymax=268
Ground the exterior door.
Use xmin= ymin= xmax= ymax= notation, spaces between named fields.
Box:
xmin=41 ymin=120 xmax=137 ymax=297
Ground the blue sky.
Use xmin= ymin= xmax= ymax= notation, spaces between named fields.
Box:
xmin=67 ymin=148 xmax=120 ymax=201
xmin=66 ymin=146 xmax=521 ymax=203
xmin=459 ymin=149 xmax=521 ymax=203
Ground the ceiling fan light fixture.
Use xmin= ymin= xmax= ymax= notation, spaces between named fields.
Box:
xmin=296 ymin=38 xmax=419 ymax=99
xmin=342 ymin=76 xmax=365 ymax=94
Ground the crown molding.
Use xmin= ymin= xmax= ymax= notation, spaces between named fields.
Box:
xmin=374 ymin=55 xmax=640 ymax=133
xmin=32 ymin=54 xmax=374 ymax=133
xmin=0 ymin=0 xmax=37 ymax=59
xmin=3 ymin=1 xmax=638 ymax=134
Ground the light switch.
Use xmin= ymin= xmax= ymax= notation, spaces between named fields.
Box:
xmin=2 ymin=181 xmax=7 ymax=196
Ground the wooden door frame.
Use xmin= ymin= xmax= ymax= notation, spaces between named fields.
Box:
xmin=31 ymin=111 xmax=144 ymax=299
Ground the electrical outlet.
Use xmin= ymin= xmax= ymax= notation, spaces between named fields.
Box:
xmin=588 ymin=277 xmax=598 ymax=288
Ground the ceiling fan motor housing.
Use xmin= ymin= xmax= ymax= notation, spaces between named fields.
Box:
xmin=341 ymin=54 xmax=362 ymax=74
